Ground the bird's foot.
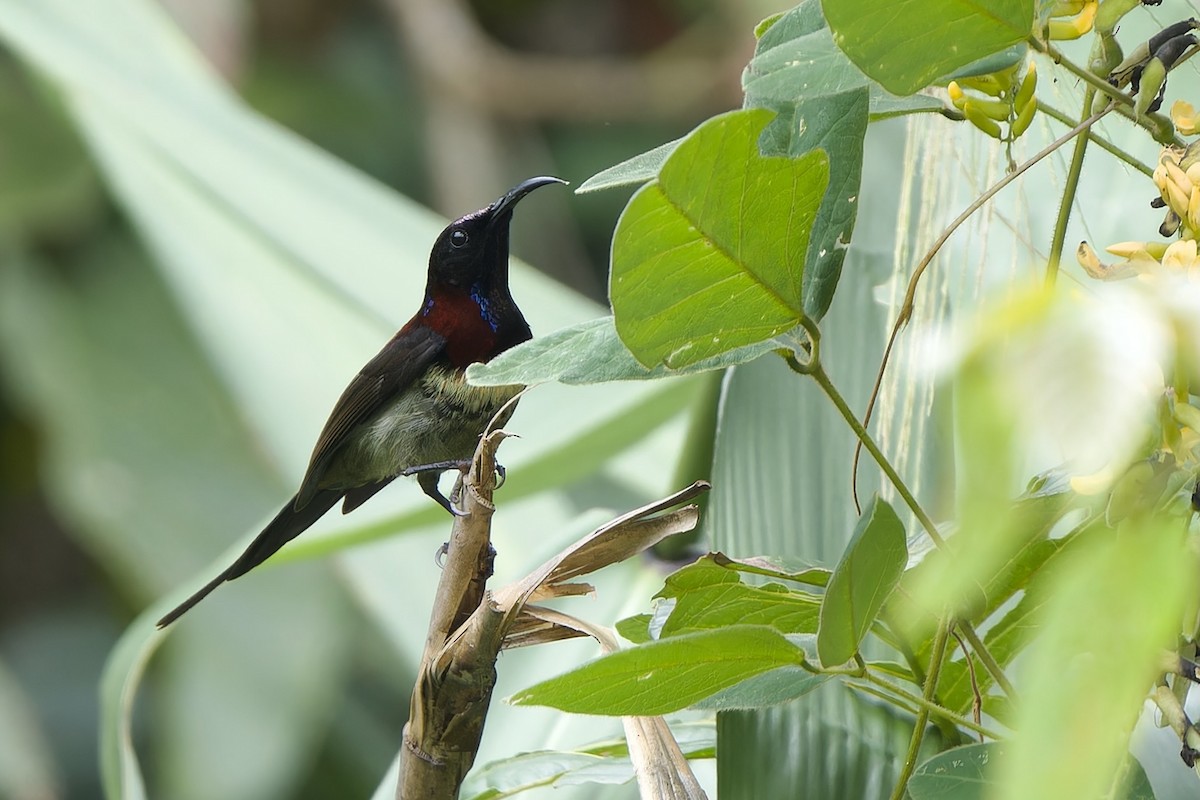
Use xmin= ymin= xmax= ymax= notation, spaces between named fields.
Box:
xmin=406 ymin=459 xmax=507 ymax=515
xmin=435 ymin=541 xmax=449 ymax=567
xmin=409 ymin=462 xmax=471 ymax=515
xmin=448 ymin=472 xmax=475 ymax=515
xmin=400 ymin=459 xmax=469 ymax=478
xmin=448 ymin=475 xmax=471 ymax=517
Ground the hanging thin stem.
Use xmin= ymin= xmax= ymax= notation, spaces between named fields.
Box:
xmin=851 ymin=103 xmax=1114 ymax=511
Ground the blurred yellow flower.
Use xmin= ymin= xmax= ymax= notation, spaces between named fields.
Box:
xmin=1161 ymin=238 xmax=1200 ymax=272
xmin=1172 ymin=100 xmax=1199 ymax=136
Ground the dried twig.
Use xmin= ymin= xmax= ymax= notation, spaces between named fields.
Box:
xmin=396 ymin=428 xmax=710 ymax=798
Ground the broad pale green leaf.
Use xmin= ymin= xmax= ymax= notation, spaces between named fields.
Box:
xmin=510 ymin=626 xmax=805 ymax=716
xmin=610 ymin=108 xmax=829 ymax=368
xmin=821 ymin=0 xmax=1035 ymax=96
xmin=0 ymin=246 xmax=350 ymax=800
xmin=0 ymin=659 xmax=59 ymax=800
xmin=817 ymin=497 xmax=907 ymax=667
xmin=466 ymin=315 xmax=778 ymax=386
xmin=719 ymin=681 xmax=941 ymax=799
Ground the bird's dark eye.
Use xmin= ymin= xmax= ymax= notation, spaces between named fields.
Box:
xmin=450 ymin=229 xmax=469 ymax=248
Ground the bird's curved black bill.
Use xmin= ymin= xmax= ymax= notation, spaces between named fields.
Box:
xmin=489 ymin=176 xmax=568 ymax=219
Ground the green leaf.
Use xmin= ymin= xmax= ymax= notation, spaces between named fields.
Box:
xmin=692 ymin=665 xmax=830 ymax=710
xmin=575 ymin=138 xmax=681 ymax=193
xmin=893 ymin=486 xmax=1077 ymax=712
xmin=460 ymin=721 xmax=716 ymax=798
xmin=657 ymin=555 xmax=746 ymax=595
xmin=743 ymin=3 xmax=945 ymax=120
xmin=463 ymin=752 xmax=604 ymax=799
xmin=743 ymin=3 xmax=874 ymax=325
xmin=993 ymin=515 xmax=1192 ymax=800
xmin=662 ymin=582 xmax=821 ymax=638
xmin=821 ymin=0 xmax=1035 ymax=96
xmin=615 ymin=614 xmax=654 ymax=645
xmin=711 ymin=553 xmax=833 ymax=588
xmin=100 ymin=617 xmax=159 ymax=800
xmin=817 ymin=497 xmax=907 ymax=667
xmin=910 ymin=744 xmax=1157 ymax=800
xmin=466 ymin=315 xmax=778 ymax=386
xmin=510 ymin=626 xmax=805 ymax=716
xmin=940 ymin=44 xmax=1028 ymax=82
xmin=909 ymin=742 xmax=997 ymax=799
xmin=610 ymin=108 xmax=829 ymax=368
xmin=938 ymin=524 xmax=1080 ymax=715
xmin=757 ymin=95 xmax=866 ymax=321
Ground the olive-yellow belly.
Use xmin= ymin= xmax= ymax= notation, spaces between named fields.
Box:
xmin=320 ymin=365 xmax=522 ymax=489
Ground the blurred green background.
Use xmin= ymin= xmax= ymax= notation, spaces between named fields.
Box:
xmin=0 ymin=1 xmax=779 ymax=797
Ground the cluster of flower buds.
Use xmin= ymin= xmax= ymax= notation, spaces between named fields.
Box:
xmin=1077 ymin=140 xmax=1200 ymax=280
xmin=1077 ymin=238 xmax=1199 ymax=280
xmin=1073 ymin=6 xmax=1200 ymax=281
xmin=1047 ymin=0 xmax=1164 ymax=41
xmin=947 ymin=62 xmax=1037 ymax=141
xmin=1152 ymin=141 xmax=1200 ymax=237
xmin=1047 ymin=0 xmax=1098 ymax=41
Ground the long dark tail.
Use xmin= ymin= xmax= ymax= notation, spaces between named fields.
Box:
xmin=156 ymin=489 xmax=342 ymax=628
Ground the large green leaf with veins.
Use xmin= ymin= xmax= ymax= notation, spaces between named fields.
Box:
xmin=610 ymin=108 xmax=828 ymax=369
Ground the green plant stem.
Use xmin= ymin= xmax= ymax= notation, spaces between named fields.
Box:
xmin=1045 ymin=87 xmax=1096 ymax=288
xmin=1035 ymin=99 xmax=1151 ymax=177
xmin=890 ymin=617 xmax=951 ymax=800
xmin=856 ymin=672 xmax=1002 ymax=741
xmin=805 ymin=357 xmax=943 ymax=546
xmin=1030 ymin=39 xmax=1132 ymax=107
xmin=1030 ymin=38 xmax=1184 ymax=147
xmin=1032 ymin=38 xmax=1123 ymax=101
xmin=791 ymin=338 xmax=1017 ymax=701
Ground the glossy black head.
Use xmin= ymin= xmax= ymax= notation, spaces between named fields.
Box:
xmin=427 ymin=176 xmax=567 ymax=292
